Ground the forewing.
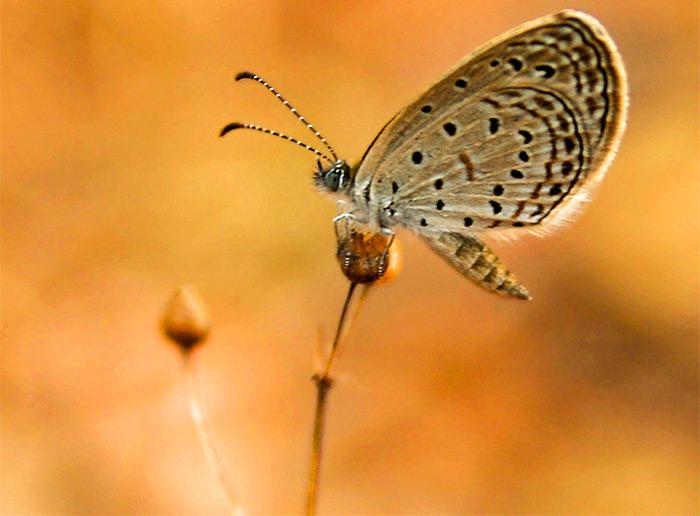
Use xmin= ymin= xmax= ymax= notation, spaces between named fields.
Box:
xmin=356 ymin=10 xmax=627 ymax=235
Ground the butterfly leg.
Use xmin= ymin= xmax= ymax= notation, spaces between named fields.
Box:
xmin=332 ymin=212 xmax=356 ymax=241
xmin=379 ymin=232 xmax=395 ymax=267
xmin=332 ymin=211 xmax=354 ymax=224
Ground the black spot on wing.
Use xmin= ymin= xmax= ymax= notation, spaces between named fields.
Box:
xmin=518 ymin=130 xmax=533 ymax=144
xmin=508 ymin=58 xmax=523 ymax=71
xmin=535 ymin=64 xmax=556 ymax=78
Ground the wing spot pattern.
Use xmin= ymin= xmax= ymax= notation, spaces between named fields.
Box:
xmin=459 ymin=152 xmax=475 ymax=181
xmin=535 ymin=64 xmax=556 ymax=78
xmin=508 ymin=58 xmax=523 ymax=71
xmin=564 ymin=137 xmax=576 ymax=153
xmin=513 ymin=201 xmax=526 ymax=218
xmin=531 ymin=183 xmax=543 ymax=199
xmin=586 ymin=96 xmax=599 ymax=115
xmin=507 ymin=38 xmax=582 ymax=93
xmin=557 ymin=115 xmax=570 ymax=132
xmin=518 ymin=130 xmax=533 ymax=143
xmin=534 ymin=97 xmax=555 ymax=110
xmin=443 ymin=122 xmax=457 ymax=136
xmin=561 ymin=22 xmax=611 ymax=136
xmin=357 ymin=18 xmax=618 ymax=236
xmin=494 ymin=87 xmax=585 ymax=224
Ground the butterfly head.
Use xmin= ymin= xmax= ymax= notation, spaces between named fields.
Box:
xmin=314 ymin=159 xmax=352 ymax=195
xmin=221 ymin=72 xmax=353 ymax=197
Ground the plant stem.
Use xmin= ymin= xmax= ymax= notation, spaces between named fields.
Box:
xmin=183 ymin=354 xmax=245 ymax=516
xmin=322 ymin=282 xmax=358 ymax=378
xmin=306 ymin=282 xmax=368 ymax=515
xmin=305 ymin=373 xmax=332 ymax=515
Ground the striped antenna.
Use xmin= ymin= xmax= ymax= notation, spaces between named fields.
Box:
xmin=235 ymin=71 xmax=339 ymax=161
xmin=219 ymin=122 xmax=334 ymax=164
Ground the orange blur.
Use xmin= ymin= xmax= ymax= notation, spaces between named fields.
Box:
xmin=2 ymin=1 xmax=698 ymax=514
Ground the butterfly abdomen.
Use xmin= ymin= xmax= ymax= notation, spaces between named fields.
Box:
xmin=425 ymin=232 xmax=531 ymax=300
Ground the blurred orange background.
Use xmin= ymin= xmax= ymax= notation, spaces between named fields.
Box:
xmin=2 ymin=1 xmax=698 ymax=514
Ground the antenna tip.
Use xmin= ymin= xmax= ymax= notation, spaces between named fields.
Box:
xmin=219 ymin=122 xmax=245 ymax=137
xmin=235 ymin=71 xmax=257 ymax=82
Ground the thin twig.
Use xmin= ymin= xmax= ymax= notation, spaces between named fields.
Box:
xmin=306 ymin=282 xmax=370 ymax=515
xmin=183 ymin=354 xmax=245 ymax=516
xmin=306 ymin=374 xmax=332 ymax=516
xmin=322 ymin=282 xmax=358 ymax=378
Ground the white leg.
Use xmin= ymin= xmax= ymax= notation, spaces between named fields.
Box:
xmin=333 ymin=212 xmax=355 ymax=240
xmin=332 ymin=212 xmax=354 ymax=224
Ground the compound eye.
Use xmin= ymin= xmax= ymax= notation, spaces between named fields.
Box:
xmin=325 ymin=171 xmax=340 ymax=191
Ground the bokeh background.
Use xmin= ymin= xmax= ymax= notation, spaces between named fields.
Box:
xmin=2 ymin=1 xmax=698 ymax=514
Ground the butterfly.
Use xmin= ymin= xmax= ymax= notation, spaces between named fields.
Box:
xmin=221 ymin=10 xmax=628 ymax=299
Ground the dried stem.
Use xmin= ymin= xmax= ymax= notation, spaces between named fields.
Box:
xmin=305 ymin=282 xmax=370 ymax=515
xmin=182 ymin=354 xmax=245 ymax=516
xmin=305 ymin=374 xmax=332 ymax=516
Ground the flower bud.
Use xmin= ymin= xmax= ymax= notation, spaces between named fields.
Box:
xmin=335 ymin=219 xmax=401 ymax=284
xmin=372 ymin=238 xmax=401 ymax=285
xmin=161 ymin=285 xmax=210 ymax=352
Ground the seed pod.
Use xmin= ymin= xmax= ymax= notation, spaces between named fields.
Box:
xmin=161 ymin=285 xmax=210 ymax=353
xmin=373 ymin=238 xmax=401 ymax=285
xmin=335 ymin=218 xmax=400 ymax=284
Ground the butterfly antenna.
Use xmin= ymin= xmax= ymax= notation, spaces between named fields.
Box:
xmin=219 ymin=122 xmax=334 ymax=164
xmin=235 ymin=71 xmax=339 ymax=161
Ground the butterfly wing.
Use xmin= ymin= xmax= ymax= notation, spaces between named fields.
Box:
xmin=353 ymin=10 xmax=627 ymax=236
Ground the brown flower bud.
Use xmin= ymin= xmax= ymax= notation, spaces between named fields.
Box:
xmin=372 ymin=238 xmax=401 ymax=285
xmin=335 ymin=219 xmax=401 ymax=284
xmin=161 ymin=285 xmax=210 ymax=352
